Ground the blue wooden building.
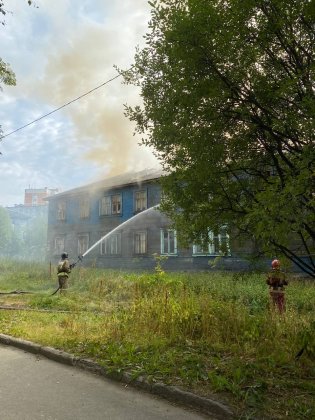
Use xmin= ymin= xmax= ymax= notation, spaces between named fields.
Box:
xmin=46 ymin=169 xmax=258 ymax=271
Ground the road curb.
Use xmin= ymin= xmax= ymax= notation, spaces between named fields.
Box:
xmin=0 ymin=333 xmax=234 ymax=419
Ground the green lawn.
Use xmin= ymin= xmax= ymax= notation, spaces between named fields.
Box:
xmin=0 ymin=259 xmax=314 ymax=419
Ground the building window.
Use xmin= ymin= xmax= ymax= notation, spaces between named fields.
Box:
xmin=161 ymin=229 xmax=177 ymax=255
xmin=134 ymin=231 xmax=147 ymax=254
xmin=99 ymin=194 xmax=122 ymax=216
xmin=99 ymin=196 xmax=111 ymax=216
xmin=78 ymin=234 xmax=89 ymax=255
xmin=57 ymin=201 xmax=66 ymax=220
xmin=54 ymin=236 xmax=65 ymax=254
xmin=111 ymin=195 xmax=121 ymax=215
xmin=134 ymin=190 xmax=147 ymax=212
xmin=100 ymin=232 xmax=121 ymax=255
xmin=79 ymin=197 xmax=90 ymax=219
xmin=193 ymin=228 xmax=230 ymax=256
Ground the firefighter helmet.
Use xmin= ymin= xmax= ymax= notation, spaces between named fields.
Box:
xmin=271 ymin=259 xmax=280 ymax=268
xmin=61 ymin=252 xmax=68 ymax=259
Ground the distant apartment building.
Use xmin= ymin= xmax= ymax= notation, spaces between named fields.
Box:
xmin=7 ymin=187 xmax=58 ymax=232
xmin=24 ymin=187 xmax=58 ymax=207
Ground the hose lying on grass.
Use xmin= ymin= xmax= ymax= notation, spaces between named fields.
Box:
xmin=0 ymin=290 xmax=34 ymax=295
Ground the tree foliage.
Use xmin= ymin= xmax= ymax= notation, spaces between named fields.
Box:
xmin=21 ymin=215 xmax=47 ymax=260
xmin=0 ymin=58 xmax=16 ymax=89
xmin=123 ymin=0 xmax=315 ymax=276
xmin=0 ymin=210 xmax=47 ymax=261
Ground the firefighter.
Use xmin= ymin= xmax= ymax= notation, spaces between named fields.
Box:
xmin=266 ymin=259 xmax=288 ymax=313
xmin=57 ymin=252 xmax=71 ymax=294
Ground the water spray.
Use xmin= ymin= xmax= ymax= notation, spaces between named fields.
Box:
xmin=0 ymin=205 xmax=161 ymax=297
xmin=80 ymin=204 xmax=160 ymax=259
xmin=50 ymin=204 xmax=160 ymax=295
xmin=69 ymin=254 xmax=84 ymax=269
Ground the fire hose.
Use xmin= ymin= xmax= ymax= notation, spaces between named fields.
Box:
xmin=0 ymin=256 xmax=84 ymax=297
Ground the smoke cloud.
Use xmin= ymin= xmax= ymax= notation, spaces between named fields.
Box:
xmin=0 ymin=0 xmax=160 ymax=206
xmin=31 ymin=0 xmax=158 ymax=178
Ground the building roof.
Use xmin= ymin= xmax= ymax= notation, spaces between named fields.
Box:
xmin=46 ymin=168 xmax=165 ymax=200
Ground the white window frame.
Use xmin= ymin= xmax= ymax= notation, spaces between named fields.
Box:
xmin=77 ymin=233 xmax=89 ymax=255
xmin=160 ymin=229 xmax=177 ymax=255
xmin=99 ymin=194 xmax=122 ymax=216
xmin=193 ymin=228 xmax=230 ymax=256
xmin=134 ymin=231 xmax=147 ymax=255
xmin=134 ymin=190 xmax=147 ymax=212
xmin=100 ymin=232 xmax=121 ymax=255
xmin=99 ymin=196 xmax=111 ymax=216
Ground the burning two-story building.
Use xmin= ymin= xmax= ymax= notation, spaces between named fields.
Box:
xmin=46 ymin=168 xmax=256 ymax=271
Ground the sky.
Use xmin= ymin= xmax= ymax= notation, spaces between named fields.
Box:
xmin=0 ymin=0 xmax=159 ymax=207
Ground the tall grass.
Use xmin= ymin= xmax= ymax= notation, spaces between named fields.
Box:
xmin=0 ymin=258 xmax=314 ymax=418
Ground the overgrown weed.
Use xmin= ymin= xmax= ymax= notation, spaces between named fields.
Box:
xmin=0 ymin=259 xmax=314 ymax=418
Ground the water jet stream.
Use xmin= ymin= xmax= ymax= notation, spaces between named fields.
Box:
xmin=76 ymin=204 xmax=160 ymax=262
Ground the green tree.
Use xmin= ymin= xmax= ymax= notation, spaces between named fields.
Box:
xmin=0 ymin=58 xmax=16 ymax=89
xmin=0 ymin=0 xmax=16 ymax=108
xmin=123 ymin=0 xmax=315 ymax=277
xmin=0 ymin=56 xmax=16 ymax=140
xmin=22 ymin=215 xmax=47 ymax=261
xmin=0 ymin=206 xmax=13 ymax=255
xmin=0 ymin=0 xmax=33 ymax=83
xmin=8 ymin=214 xmax=47 ymax=261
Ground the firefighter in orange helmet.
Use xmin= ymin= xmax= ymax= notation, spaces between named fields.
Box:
xmin=266 ymin=259 xmax=288 ymax=313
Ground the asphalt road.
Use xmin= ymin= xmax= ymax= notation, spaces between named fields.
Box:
xmin=0 ymin=344 xmax=208 ymax=420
